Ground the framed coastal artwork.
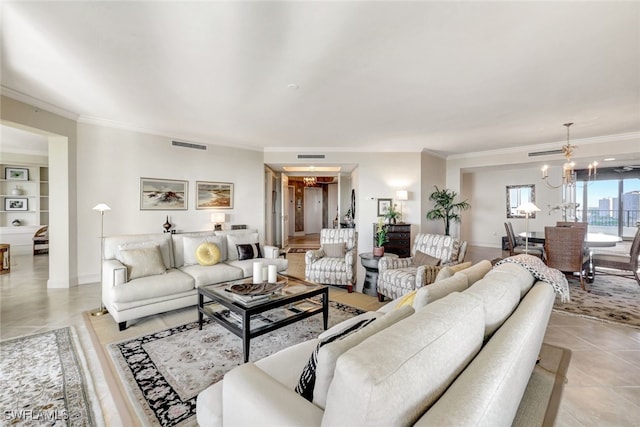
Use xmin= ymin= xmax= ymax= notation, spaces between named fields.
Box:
xmin=140 ymin=178 xmax=188 ymax=210
xmin=196 ymin=181 xmax=234 ymax=209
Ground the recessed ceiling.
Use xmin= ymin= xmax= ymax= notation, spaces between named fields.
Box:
xmin=1 ymin=1 xmax=638 ymax=155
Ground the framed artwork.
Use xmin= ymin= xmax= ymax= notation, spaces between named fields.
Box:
xmin=196 ymin=181 xmax=234 ymax=209
xmin=5 ymin=198 xmax=28 ymax=211
xmin=377 ymin=198 xmax=392 ymax=217
xmin=140 ymin=178 xmax=188 ymax=210
xmin=5 ymin=167 xmax=29 ymax=181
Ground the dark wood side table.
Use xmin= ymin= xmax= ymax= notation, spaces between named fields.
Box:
xmin=0 ymin=244 xmax=9 ymax=275
xmin=359 ymin=252 xmax=398 ymax=297
xmin=372 ymin=223 xmax=411 ymax=257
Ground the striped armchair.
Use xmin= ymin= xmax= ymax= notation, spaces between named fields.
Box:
xmin=305 ymin=228 xmax=358 ymax=293
xmin=377 ymin=233 xmax=467 ymax=301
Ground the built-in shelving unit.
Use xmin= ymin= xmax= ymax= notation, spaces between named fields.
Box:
xmin=0 ymin=163 xmax=48 ymax=254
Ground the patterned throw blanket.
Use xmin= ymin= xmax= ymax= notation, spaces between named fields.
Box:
xmin=496 ymin=254 xmax=571 ymax=303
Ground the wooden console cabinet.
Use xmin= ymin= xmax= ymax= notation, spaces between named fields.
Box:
xmin=372 ymin=223 xmax=411 ymax=258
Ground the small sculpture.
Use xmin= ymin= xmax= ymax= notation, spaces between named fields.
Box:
xmin=163 ymin=216 xmax=172 ymax=233
xmin=11 ymin=219 xmax=21 ymax=226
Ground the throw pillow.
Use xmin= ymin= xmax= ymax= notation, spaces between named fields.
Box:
xmin=226 ymin=233 xmax=260 ymax=261
xmin=118 ymin=239 xmax=172 ymax=269
xmin=118 ymin=245 xmax=166 ymax=280
xmin=322 ymin=242 xmax=346 ymax=258
xmin=295 ymin=317 xmax=377 ymax=402
xmin=411 ymin=250 xmax=441 ymax=267
xmin=395 ymin=290 xmax=417 ymax=308
xmin=236 ymin=243 xmax=263 ymax=261
xmin=195 ymin=242 xmax=221 ymax=266
xmin=183 ymin=234 xmax=225 ymax=266
xmin=300 ymin=305 xmax=415 ymax=409
xmin=318 ymin=311 xmax=382 ymax=340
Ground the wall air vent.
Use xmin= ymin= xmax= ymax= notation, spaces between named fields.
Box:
xmin=297 ymin=154 xmax=325 ymax=159
xmin=528 ymin=149 xmax=563 ymax=157
xmin=172 ymin=140 xmax=207 ymax=150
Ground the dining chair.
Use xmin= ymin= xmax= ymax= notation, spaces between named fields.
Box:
xmin=504 ymin=222 xmax=544 ymax=259
xmin=591 ymin=226 xmax=640 ymax=286
xmin=556 ymin=221 xmax=588 ymax=229
xmin=544 ymin=226 xmax=590 ymax=291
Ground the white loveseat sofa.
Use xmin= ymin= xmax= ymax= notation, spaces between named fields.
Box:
xmin=102 ymin=229 xmax=287 ymax=330
xmin=196 ymin=259 xmax=559 ymax=426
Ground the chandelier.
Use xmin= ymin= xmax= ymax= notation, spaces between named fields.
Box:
xmin=541 ymin=122 xmax=597 ymax=189
xmin=303 ymin=176 xmax=317 ymax=186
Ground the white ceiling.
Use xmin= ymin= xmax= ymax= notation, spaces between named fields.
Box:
xmin=1 ymin=1 xmax=639 ymax=156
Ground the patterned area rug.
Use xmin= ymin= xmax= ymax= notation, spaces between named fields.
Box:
xmin=0 ymin=327 xmax=103 ymax=425
xmin=287 ymin=247 xmax=319 ymax=253
xmin=554 ymin=272 xmax=640 ymax=328
xmin=107 ymin=301 xmax=362 ymax=427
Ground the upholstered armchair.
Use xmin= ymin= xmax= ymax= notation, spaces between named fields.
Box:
xmin=377 ymin=233 xmax=467 ymax=301
xmin=305 ymin=228 xmax=358 ymax=292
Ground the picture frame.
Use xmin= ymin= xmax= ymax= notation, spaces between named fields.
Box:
xmin=196 ymin=181 xmax=234 ymax=209
xmin=5 ymin=167 xmax=29 ymax=181
xmin=140 ymin=178 xmax=188 ymax=210
xmin=506 ymin=184 xmax=536 ymax=219
xmin=377 ymin=198 xmax=392 ymax=217
xmin=5 ymin=198 xmax=28 ymax=211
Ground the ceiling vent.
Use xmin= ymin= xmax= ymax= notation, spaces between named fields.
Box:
xmin=297 ymin=154 xmax=325 ymax=159
xmin=172 ymin=140 xmax=207 ymax=150
xmin=528 ymin=149 xmax=564 ymax=157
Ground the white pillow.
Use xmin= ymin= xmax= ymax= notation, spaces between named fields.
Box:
xmin=118 ymin=246 xmax=166 ymax=280
xmin=118 ymin=239 xmax=172 ymax=269
xmin=183 ymin=235 xmax=226 ymax=266
xmin=226 ymin=233 xmax=260 ymax=261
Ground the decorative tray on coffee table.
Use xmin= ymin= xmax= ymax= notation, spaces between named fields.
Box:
xmin=225 ymin=276 xmax=288 ymax=304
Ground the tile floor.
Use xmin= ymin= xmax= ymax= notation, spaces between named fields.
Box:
xmin=1 ymin=240 xmax=640 ymax=426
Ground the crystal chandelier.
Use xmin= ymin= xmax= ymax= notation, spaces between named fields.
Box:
xmin=541 ymin=122 xmax=598 ymax=189
xmin=303 ymin=176 xmax=317 ymax=186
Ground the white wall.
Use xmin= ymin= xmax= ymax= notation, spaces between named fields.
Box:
xmin=76 ymin=123 xmax=265 ymax=284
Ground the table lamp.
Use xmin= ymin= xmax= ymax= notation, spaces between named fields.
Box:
xmin=211 ymin=212 xmax=225 ymax=230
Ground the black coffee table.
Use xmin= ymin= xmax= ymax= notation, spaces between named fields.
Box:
xmin=197 ymin=275 xmax=328 ymax=362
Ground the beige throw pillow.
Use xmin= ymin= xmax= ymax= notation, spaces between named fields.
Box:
xmin=322 ymin=242 xmax=346 ymax=258
xmin=118 ymin=246 xmax=166 ymax=280
xmin=411 ymin=250 xmax=441 ymax=267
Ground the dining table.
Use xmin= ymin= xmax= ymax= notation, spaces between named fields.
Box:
xmin=518 ymin=231 xmax=622 ymax=282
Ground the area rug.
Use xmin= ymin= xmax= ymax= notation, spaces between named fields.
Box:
xmin=287 ymin=247 xmax=319 ymax=253
xmin=107 ymin=301 xmax=362 ymax=427
xmin=553 ymin=273 xmax=640 ymax=328
xmin=0 ymin=327 xmax=104 ymax=426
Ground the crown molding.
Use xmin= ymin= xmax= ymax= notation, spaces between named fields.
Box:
xmin=1 ymin=86 xmax=79 ymax=121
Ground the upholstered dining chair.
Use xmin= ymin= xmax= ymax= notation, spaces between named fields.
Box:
xmin=504 ymin=222 xmax=544 ymax=259
xmin=591 ymin=226 xmax=640 ymax=286
xmin=33 ymin=225 xmax=49 ymax=255
xmin=305 ymin=228 xmax=357 ymax=292
xmin=544 ymin=225 xmax=590 ymax=291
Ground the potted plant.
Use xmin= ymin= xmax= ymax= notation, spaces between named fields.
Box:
xmin=374 ymin=218 xmax=388 ymax=256
xmin=425 ymin=186 xmax=471 ymax=236
xmin=384 ymin=203 xmax=400 ymax=224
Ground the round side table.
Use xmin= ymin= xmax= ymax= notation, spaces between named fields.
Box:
xmin=359 ymin=252 xmax=398 ymax=297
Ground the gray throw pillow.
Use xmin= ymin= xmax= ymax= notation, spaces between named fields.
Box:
xmin=322 ymin=242 xmax=346 ymax=258
xmin=411 ymin=250 xmax=441 ymax=267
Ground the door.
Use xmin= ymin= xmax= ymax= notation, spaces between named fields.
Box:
xmin=304 ymin=187 xmax=322 ymax=234
xmin=281 ymin=173 xmax=289 ymax=248
xmin=288 ymin=185 xmax=295 ymax=237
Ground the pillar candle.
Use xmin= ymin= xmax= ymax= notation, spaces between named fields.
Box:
xmin=253 ymin=261 xmax=263 ymax=284
xmin=262 ymin=267 xmax=268 ymax=282
xmin=268 ymin=265 xmax=277 ymax=283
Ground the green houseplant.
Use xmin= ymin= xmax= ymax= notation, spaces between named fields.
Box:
xmin=425 ymin=186 xmax=471 ymax=236
xmin=374 ymin=218 xmax=388 ymax=256
xmin=384 ymin=203 xmax=400 ymax=224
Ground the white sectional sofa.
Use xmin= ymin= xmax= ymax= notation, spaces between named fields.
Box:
xmin=101 ymin=229 xmax=287 ymax=330
xmin=196 ymin=259 xmax=559 ymax=427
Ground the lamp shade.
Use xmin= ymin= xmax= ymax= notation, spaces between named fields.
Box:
xmin=516 ymin=202 xmax=540 ymax=214
xmin=92 ymin=203 xmax=111 ymax=212
xmin=396 ymin=190 xmax=408 ymax=201
xmin=211 ymin=213 xmax=225 ymax=223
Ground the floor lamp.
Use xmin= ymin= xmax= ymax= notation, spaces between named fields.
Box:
xmin=517 ymin=202 xmax=540 ymax=253
xmin=91 ymin=203 xmax=111 ymax=316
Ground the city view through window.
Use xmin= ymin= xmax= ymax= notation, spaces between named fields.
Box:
xmin=577 ymin=175 xmax=640 ymax=238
